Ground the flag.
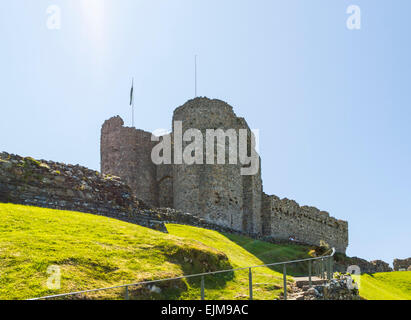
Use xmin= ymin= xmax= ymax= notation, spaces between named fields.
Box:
xmin=130 ymin=78 xmax=134 ymax=106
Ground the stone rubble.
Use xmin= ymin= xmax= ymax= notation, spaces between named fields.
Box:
xmin=393 ymin=258 xmax=411 ymax=271
xmin=288 ymin=275 xmax=360 ymax=300
xmin=334 ymin=256 xmax=392 ymax=274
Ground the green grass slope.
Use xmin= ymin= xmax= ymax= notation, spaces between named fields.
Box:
xmin=353 ymin=272 xmax=411 ymax=300
xmin=167 ymin=224 xmax=312 ymax=299
xmin=0 ymin=203 xmax=311 ymax=300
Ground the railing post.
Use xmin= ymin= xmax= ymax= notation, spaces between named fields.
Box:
xmin=328 ymin=257 xmax=332 ymax=280
xmin=324 ymin=259 xmax=328 ymax=280
xmin=327 ymin=258 xmax=330 ymax=280
xmin=124 ymin=286 xmax=129 ymax=300
xmin=249 ymin=268 xmax=253 ymax=300
xmin=329 ymin=256 xmax=333 ymax=279
xmin=201 ymin=276 xmax=205 ymax=300
xmin=308 ymin=260 xmax=312 ymax=287
xmin=318 ymin=261 xmax=321 ymax=278
xmin=283 ymin=264 xmax=287 ymax=300
xmin=321 ymin=258 xmax=324 ymax=279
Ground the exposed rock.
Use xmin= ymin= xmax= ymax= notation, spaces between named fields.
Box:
xmin=321 ymin=275 xmax=360 ymax=300
xmin=289 ymin=274 xmax=360 ymax=300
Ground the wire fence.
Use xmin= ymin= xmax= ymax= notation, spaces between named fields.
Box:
xmin=29 ymin=248 xmax=336 ymax=300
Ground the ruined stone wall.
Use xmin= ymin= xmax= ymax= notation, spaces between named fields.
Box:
xmin=237 ymin=117 xmax=262 ymax=235
xmin=1 ymin=149 xmax=350 ymax=253
xmin=393 ymin=258 xmax=411 ymax=271
xmin=0 ymin=152 xmax=167 ymax=231
xmin=101 ymin=116 xmax=158 ymax=206
xmin=369 ymin=260 xmax=393 ymax=273
xmin=156 ymin=158 xmax=173 ymax=208
xmin=334 ymin=256 xmax=392 ymax=274
xmin=99 ymin=98 xmax=349 ymax=251
xmin=0 ymin=152 xmax=258 ymax=237
xmin=262 ymin=193 xmax=349 ymax=253
xmin=241 ymin=160 xmax=262 ymax=235
xmin=262 ymin=193 xmax=276 ymax=236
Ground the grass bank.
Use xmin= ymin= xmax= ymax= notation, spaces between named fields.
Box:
xmin=353 ymin=271 xmax=411 ymax=300
xmin=0 ymin=203 xmax=311 ymax=300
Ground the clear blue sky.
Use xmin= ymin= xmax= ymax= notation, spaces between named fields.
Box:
xmin=1 ymin=0 xmax=410 ymax=265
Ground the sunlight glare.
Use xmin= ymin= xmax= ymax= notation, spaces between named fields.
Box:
xmin=79 ymin=0 xmax=106 ymax=44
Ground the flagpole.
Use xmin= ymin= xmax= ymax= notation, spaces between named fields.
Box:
xmin=131 ymin=78 xmax=134 ymax=128
xmin=194 ymin=55 xmax=197 ymax=98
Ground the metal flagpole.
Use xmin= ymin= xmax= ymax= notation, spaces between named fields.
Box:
xmin=195 ymin=55 xmax=197 ymax=97
xmin=131 ymin=78 xmax=134 ymax=128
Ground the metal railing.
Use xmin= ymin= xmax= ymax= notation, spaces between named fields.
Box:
xmin=29 ymin=248 xmax=336 ymax=300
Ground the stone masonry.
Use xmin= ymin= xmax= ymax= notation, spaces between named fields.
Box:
xmin=262 ymin=193 xmax=348 ymax=253
xmin=0 ymin=152 xmax=161 ymax=231
xmin=101 ymin=116 xmax=158 ymax=206
xmin=0 ymin=152 xmax=259 ymax=236
xmin=101 ymin=97 xmax=349 ymax=253
xmin=393 ymin=258 xmax=411 ymax=271
xmin=334 ymin=256 xmax=392 ymax=274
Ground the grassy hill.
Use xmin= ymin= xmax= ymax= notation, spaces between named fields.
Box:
xmin=353 ymin=272 xmax=411 ymax=300
xmin=0 ymin=203 xmax=311 ymax=300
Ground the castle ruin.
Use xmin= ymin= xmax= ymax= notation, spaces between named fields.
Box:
xmin=101 ymin=97 xmax=349 ymax=253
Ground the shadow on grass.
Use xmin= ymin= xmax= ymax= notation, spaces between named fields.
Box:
xmin=124 ymin=269 xmax=235 ymax=300
xmin=126 ymin=241 xmax=235 ymax=300
xmin=221 ymin=232 xmax=313 ymax=277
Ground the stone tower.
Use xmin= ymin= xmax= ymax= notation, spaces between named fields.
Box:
xmin=101 ymin=116 xmax=158 ymax=206
xmin=100 ymin=97 xmax=349 ymax=252
xmin=172 ymin=98 xmax=262 ymax=233
xmin=100 ymin=98 xmax=263 ymax=234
